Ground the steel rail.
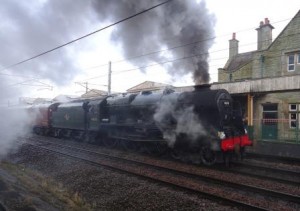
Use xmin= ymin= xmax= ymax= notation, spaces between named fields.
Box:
xmin=21 ymin=139 xmax=299 ymax=210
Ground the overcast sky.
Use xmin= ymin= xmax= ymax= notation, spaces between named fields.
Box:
xmin=0 ymin=0 xmax=299 ymax=104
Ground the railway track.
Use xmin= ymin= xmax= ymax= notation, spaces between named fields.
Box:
xmin=222 ymin=162 xmax=300 ymax=186
xmin=19 ymin=137 xmax=300 ymax=211
xmin=246 ymin=153 xmax=300 ymax=166
xmin=21 ymin=135 xmax=300 ymax=186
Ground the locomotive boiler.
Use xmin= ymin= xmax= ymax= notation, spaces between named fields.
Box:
xmin=31 ymin=85 xmax=252 ymax=165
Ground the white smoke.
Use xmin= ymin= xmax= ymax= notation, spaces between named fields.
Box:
xmin=154 ymin=93 xmax=207 ymax=147
xmin=154 ymin=95 xmax=177 ymax=146
xmin=175 ymin=106 xmax=207 ymax=140
xmin=0 ymin=105 xmax=34 ymax=157
xmin=0 ymin=0 xmax=94 ymax=157
xmin=0 ymin=80 xmax=40 ymax=157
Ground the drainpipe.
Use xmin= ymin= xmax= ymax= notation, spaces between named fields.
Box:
xmin=247 ymin=94 xmax=253 ymax=126
xmin=260 ymin=55 xmax=265 ymax=78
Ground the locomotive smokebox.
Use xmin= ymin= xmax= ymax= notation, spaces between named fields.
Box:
xmin=194 ymin=84 xmax=211 ymax=91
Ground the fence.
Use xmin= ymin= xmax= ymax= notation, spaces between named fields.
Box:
xmin=247 ymin=119 xmax=300 ymax=144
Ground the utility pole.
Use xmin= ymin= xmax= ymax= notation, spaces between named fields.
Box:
xmin=108 ymin=61 xmax=111 ymax=95
xmin=75 ymin=82 xmax=89 ymax=94
xmin=85 ymin=82 xmax=88 ymax=94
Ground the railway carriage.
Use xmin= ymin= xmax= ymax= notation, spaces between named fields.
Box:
xmin=28 ymin=103 xmax=58 ymax=135
xmin=51 ymin=100 xmax=88 ymax=139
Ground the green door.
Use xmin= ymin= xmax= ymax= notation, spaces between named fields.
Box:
xmin=261 ymin=104 xmax=278 ymax=140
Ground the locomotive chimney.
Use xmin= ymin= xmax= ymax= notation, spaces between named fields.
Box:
xmin=256 ymin=18 xmax=274 ymax=51
xmin=229 ymin=33 xmax=239 ymax=59
xmin=194 ymin=84 xmax=211 ymax=91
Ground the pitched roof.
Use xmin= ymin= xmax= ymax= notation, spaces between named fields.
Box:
xmin=81 ymin=89 xmax=107 ymax=98
xmin=224 ymin=52 xmax=254 ymax=72
xmin=52 ymin=95 xmax=79 ymax=102
xmin=127 ymin=81 xmax=173 ymax=93
xmin=267 ymin=10 xmax=300 ymax=51
xmin=224 ymin=10 xmax=300 ymax=73
xmin=19 ymin=97 xmax=52 ymax=105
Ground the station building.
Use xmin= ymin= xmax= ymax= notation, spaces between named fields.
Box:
xmin=215 ymin=10 xmax=300 ymax=158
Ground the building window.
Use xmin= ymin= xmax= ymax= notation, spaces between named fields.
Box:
xmin=262 ymin=104 xmax=278 ymax=125
xmin=289 ymin=104 xmax=297 ymax=111
xmin=287 ymin=52 xmax=300 ymax=71
xmin=289 ymin=103 xmax=300 ymax=128
xmin=288 ymin=54 xmax=295 ymax=71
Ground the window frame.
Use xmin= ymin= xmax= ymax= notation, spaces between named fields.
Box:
xmin=287 ymin=54 xmax=295 ymax=71
xmin=289 ymin=103 xmax=300 ymax=129
xmin=289 ymin=104 xmax=297 ymax=111
xmin=262 ymin=103 xmax=278 ymax=125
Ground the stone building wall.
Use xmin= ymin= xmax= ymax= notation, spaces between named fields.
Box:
xmin=253 ymin=91 xmax=300 ymax=142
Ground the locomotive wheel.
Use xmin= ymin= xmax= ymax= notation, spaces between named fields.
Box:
xmin=144 ymin=142 xmax=167 ymax=156
xmin=121 ymin=140 xmax=139 ymax=152
xmin=240 ymin=147 xmax=245 ymax=160
xmin=224 ymin=153 xmax=232 ymax=167
xmin=87 ymin=133 xmax=97 ymax=144
xmin=54 ymin=129 xmax=62 ymax=138
xmin=102 ymin=138 xmax=117 ymax=148
xmin=62 ymin=129 xmax=72 ymax=139
xmin=44 ymin=129 xmax=49 ymax=136
xmin=34 ymin=127 xmax=42 ymax=135
xmin=170 ymin=149 xmax=182 ymax=160
xmin=200 ymin=146 xmax=216 ymax=166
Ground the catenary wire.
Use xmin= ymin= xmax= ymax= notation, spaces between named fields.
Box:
xmin=3 ymin=13 xmax=297 ymax=80
xmin=81 ymin=16 xmax=298 ymax=71
xmin=0 ymin=0 xmax=174 ymax=73
xmin=79 ymin=30 xmax=300 ymax=81
xmin=7 ymin=15 xmax=300 ymax=87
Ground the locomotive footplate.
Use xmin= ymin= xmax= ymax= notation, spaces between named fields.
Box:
xmin=110 ymin=135 xmax=166 ymax=142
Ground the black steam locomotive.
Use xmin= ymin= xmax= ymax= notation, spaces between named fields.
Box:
xmin=31 ymin=85 xmax=252 ymax=165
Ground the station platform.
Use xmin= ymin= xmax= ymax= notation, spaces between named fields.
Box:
xmin=246 ymin=140 xmax=300 ymax=160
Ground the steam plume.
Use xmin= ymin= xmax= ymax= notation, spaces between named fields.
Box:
xmin=154 ymin=93 xmax=207 ymax=147
xmin=0 ymin=0 xmax=95 ymax=156
xmin=0 ymin=0 xmax=94 ymax=85
xmin=92 ymin=0 xmax=216 ymax=84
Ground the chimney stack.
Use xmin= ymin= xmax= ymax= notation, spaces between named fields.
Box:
xmin=256 ymin=18 xmax=274 ymax=51
xmin=229 ymin=32 xmax=239 ymax=59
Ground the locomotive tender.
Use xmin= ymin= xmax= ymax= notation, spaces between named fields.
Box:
xmin=31 ymin=85 xmax=252 ymax=165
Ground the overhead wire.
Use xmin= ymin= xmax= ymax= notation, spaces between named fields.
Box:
xmin=0 ymin=72 xmax=42 ymax=80
xmin=0 ymin=0 xmax=174 ymax=73
xmin=79 ymin=42 xmax=258 ymax=81
xmin=11 ymin=28 xmax=300 ymax=86
xmin=57 ymin=13 xmax=300 ymax=87
xmin=6 ymin=11 xmax=300 ymax=87
xmin=3 ymin=8 xmax=295 ymax=75
xmin=79 ymin=30 xmax=300 ymax=81
xmin=80 ymin=15 xmax=298 ymax=71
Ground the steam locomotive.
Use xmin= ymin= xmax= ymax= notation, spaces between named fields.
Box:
xmin=28 ymin=85 xmax=252 ymax=165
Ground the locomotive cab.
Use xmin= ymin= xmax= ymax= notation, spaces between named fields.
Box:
xmin=172 ymin=86 xmax=252 ymax=165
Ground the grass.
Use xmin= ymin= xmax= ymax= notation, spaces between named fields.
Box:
xmin=0 ymin=161 xmax=94 ymax=211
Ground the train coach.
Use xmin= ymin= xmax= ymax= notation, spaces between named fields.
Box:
xmin=29 ymin=85 xmax=252 ymax=165
xmin=31 ymin=103 xmax=59 ymax=135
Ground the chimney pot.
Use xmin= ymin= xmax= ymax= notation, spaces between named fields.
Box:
xmin=260 ymin=21 xmax=264 ymax=26
xmin=257 ymin=18 xmax=273 ymax=50
xmin=265 ymin=18 xmax=269 ymax=24
xmin=229 ymin=32 xmax=238 ymax=59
